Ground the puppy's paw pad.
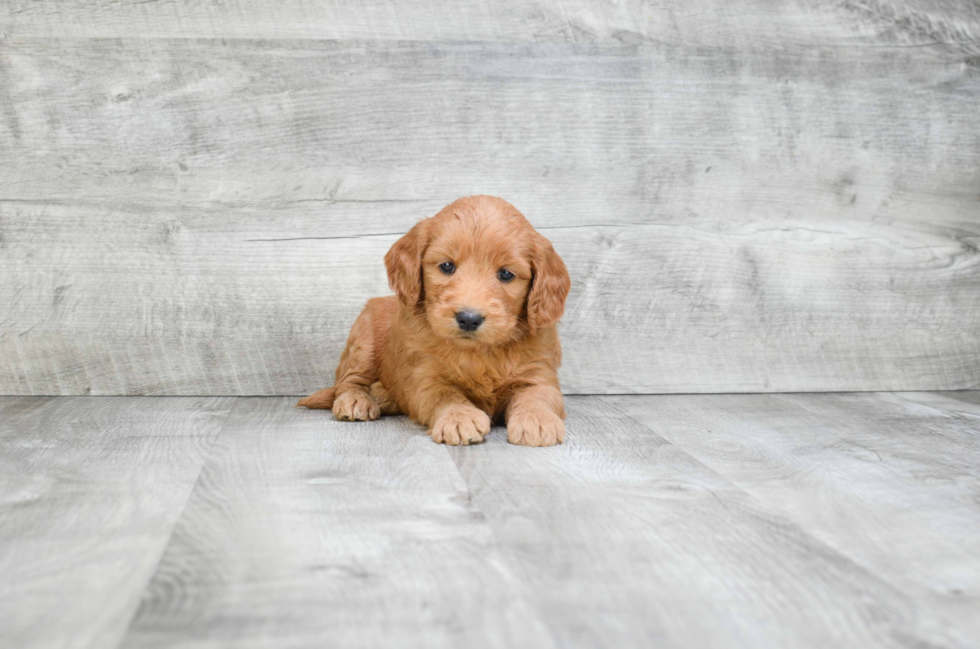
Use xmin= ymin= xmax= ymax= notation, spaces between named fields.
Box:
xmin=430 ymin=406 xmax=491 ymax=446
xmin=332 ymin=391 xmax=381 ymax=421
xmin=507 ymin=410 xmax=564 ymax=447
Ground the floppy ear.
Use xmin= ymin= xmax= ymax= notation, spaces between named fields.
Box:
xmin=527 ymin=233 xmax=571 ymax=333
xmin=385 ymin=219 xmax=429 ymax=307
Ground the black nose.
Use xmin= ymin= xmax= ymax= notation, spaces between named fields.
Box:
xmin=455 ymin=310 xmax=484 ymax=332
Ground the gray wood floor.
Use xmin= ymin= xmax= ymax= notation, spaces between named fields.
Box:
xmin=2 ymin=393 xmax=979 ymax=648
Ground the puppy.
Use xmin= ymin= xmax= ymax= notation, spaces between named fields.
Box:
xmin=297 ymin=195 xmax=571 ymax=447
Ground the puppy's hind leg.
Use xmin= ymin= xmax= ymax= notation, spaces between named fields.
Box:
xmin=331 ymin=388 xmax=381 ymax=421
xmin=298 ymin=303 xmax=381 ymax=421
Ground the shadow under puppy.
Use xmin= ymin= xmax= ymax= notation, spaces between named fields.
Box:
xmin=298 ymin=195 xmax=571 ymax=446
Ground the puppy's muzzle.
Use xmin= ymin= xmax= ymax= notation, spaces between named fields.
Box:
xmin=455 ymin=310 xmax=484 ymax=332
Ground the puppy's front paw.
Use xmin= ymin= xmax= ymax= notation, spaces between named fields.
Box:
xmin=507 ymin=410 xmax=565 ymax=447
xmin=430 ymin=405 xmax=491 ymax=446
xmin=332 ymin=390 xmax=381 ymax=421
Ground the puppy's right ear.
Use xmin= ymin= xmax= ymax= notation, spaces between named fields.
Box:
xmin=385 ymin=219 xmax=429 ymax=307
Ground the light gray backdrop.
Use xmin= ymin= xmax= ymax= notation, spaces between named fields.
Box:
xmin=1 ymin=1 xmax=978 ymax=395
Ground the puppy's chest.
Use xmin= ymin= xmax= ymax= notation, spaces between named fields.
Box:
xmin=442 ymin=354 xmax=515 ymax=402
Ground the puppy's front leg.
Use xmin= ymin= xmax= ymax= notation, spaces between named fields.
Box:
xmin=505 ymin=384 xmax=565 ymax=447
xmin=416 ymin=385 xmax=490 ymax=446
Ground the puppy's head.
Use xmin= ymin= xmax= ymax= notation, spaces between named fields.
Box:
xmin=385 ymin=195 xmax=570 ymax=345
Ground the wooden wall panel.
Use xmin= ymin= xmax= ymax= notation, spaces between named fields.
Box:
xmin=2 ymin=1 xmax=979 ymax=50
xmin=2 ymin=199 xmax=977 ymax=394
xmin=1 ymin=3 xmax=979 ymax=395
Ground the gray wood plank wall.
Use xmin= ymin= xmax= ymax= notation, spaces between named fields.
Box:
xmin=1 ymin=1 xmax=978 ymax=395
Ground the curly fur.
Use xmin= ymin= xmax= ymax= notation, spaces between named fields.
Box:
xmin=298 ymin=195 xmax=571 ymax=447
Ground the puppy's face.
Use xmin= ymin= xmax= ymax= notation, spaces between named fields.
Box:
xmin=421 ymin=215 xmax=533 ymax=345
xmin=385 ymin=196 xmax=570 ymax=346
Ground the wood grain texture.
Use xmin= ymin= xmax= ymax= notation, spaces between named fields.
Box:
xmin=446 ymin=395 xmax=972 ymax=648
xmin=0 ymin=396 xmax=235 ymax=649
xmin=120 ymin=397 xmax=556 ymax=649
xmin=915 ymin=390 xmax=980 ymax=417
xmin=2 ymin=201 xmax=978 ymax=394
xmin=2 ymin=26 xmax=979 ymax=395
xmin=2 ymin=394 xmax=980 ymax=647
xmin=602 ymin=391 xmax=980 ymax=642
xmin=2 ymin=0 xmax=979 ymax=51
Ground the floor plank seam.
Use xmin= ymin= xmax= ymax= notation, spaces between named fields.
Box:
xmin=766 ymin=393 xmax=921 ymax=481
xmin=444 ymin=446 xmax=567 ymax=648
xmin=597 ymin=392 xmax=977 ymax=640
xmin=894 ymin=392 xmax=980 ymax=430
xmin=593 ymin=394 xmax=933 ymax=591
xmin=110 ymin=396 xmax=242 ymax=649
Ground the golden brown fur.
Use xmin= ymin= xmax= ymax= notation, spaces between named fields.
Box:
xmin=297 ymin=195 xmax=571 ymax=447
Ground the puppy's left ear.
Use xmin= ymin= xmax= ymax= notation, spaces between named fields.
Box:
xmin=385 ymin=218 xmax=429 ymax=307
xmin=527 ymin=233 xmax=571 ymax=333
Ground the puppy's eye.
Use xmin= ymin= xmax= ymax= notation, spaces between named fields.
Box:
xmin=497 ymin=269 xmax=515 ymax=282
xmin=438 ymin=261 xmax=456 ymax=275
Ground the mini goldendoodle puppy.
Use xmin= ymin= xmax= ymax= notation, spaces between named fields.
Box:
xmin=297 ymin=195 xmax=571 ymax=447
